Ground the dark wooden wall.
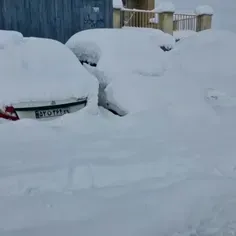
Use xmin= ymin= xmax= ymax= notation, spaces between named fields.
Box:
xmin=0 ymin=0 xmax=112 ymax=43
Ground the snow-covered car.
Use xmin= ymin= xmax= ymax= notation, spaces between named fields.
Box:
xmin=66 ymin=28 xmax=236 ymax=118
xmin=66 ymin=28 xmax=175 ymax=116
xmin=0 ymin=34 xmax=96 ymax=121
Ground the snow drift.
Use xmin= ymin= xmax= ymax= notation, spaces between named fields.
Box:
xmin=168 ymin=30 xmax=236 ymax=115
xmin=170 ymin=30 xmax=236 ymax=79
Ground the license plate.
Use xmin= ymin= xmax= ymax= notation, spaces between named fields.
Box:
xmin=35 ymin=108 xmax=70 ymax=119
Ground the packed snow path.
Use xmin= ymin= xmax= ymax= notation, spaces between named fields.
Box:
xmin=1 ymin=111 xmax=236 ymax=235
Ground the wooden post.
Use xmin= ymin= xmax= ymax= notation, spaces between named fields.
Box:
xmin=113 ymin=8 xmax=122 ymax=28
xmin=195 ymin=5 xmax=214 ymax=32
xmin=156 ymin=2 xmax=175 ymax=35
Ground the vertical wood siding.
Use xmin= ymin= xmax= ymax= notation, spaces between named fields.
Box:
xmin=0 ymin=0 xmax=112 ymax=43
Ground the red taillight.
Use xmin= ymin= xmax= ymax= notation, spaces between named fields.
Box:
xmin=5 ymin=106 xmax=15 ymax=114
xmin=0 ymin=106 xmax=19 ymax=121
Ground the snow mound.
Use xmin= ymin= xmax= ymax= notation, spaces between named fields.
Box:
xmin=160 ymin=29 xmax=236 ymax=118
xmin=66 ymin=28 xmax=173 ymax=78
xmin=66 ymin=28 xmax=174 ymax=114
xmin=170 ymin=30 xmax=236 ymax=90
xmin=0 ymin=37 xmax=98 ymax=106
xmin=0 ymin=30 xmax=24 ymax=49
xmin=66 ymin=28 xmax=236 ymax=117
xmin=155 ymin=2 xmax=175 ymax=13
xmin=113 ymin=0 xmax=123 ymax=9
xmin=195 ymin=5 xmax=214 ymax=16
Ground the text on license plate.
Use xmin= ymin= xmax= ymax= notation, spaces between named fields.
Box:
xmin=35 ymin=108 xmax=70 ymax=119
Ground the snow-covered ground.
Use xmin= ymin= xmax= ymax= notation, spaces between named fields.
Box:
xmin=1 ymin=112 xmax=236 ymax=236
xmin=1 ymin=1 xmax=236 ymax=235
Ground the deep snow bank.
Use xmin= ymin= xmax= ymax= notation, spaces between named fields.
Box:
xmin=170 ymin=30 xmax=236 ymax=79
xmin=104 ymin=29 xmax=236 ymax=118
xmin=168 ymin=30 xmax=236 ymax=112
xmin=0 ymin=37 xmax=98 ymax=107
xmin=66 ymin=28 xmax=236 ymax=117
xmin=147 ymin=29 xmax=236 ymax=120
xmin=1 ymin=106 xmax=236 ymax=235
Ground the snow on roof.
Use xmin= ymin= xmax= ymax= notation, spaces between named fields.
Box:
xmin=154 ymin=2 xmax=175 ymax=13
xmin=113 ymin=0 xmax=123 ymax=9
xmin=195 ymin=5 xmax=214 ymax=16
xmin=0 ymin=36 xmax=97 ymax=106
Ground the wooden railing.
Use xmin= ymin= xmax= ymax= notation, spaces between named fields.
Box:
xmin=121 ymin=8 xmax=160 ymax=29
xmin=121 ymin=8 xmax=197 ymax=31
xmin=173 ymin=13 xmax=197 ymax=31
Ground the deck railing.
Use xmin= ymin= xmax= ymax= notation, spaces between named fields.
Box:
xmin=173 ymin=13 xmax=197 ymax=31
xmin=121 ymin=8 xmax=197 ymax=31
xmin=121 ymin=8 xmax=160 ymax=29
xmin=115 ymin=7 xmax=212 ymax=33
